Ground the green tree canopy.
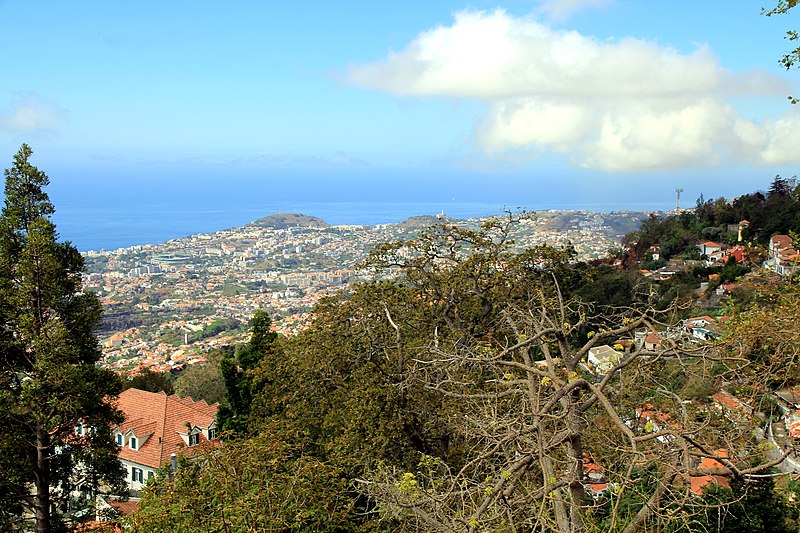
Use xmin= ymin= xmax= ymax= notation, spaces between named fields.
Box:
xmin=0 ymin=145 xmax=126 ymax=532
xmin=127 ymin=434 xmax=355 ymax=532
xmin=129 ymin=215 xmax=795 ymax=532
xmin=122 ymin=367 xmax=174 ymax=395
xmin=174 ymin=347 xmax=228 ymax=405
xmin=217 ymin=311 xmax=280 ymax=436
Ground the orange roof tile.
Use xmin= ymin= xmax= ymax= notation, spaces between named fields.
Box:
xmin=712 ymin=391 xmax=746 ymax=411
xmin=687 ymin=316 xmax=715 ymax=323
xmin=114 ymin=389 xmax=220 ymax=469
xmin=582 ymin=453 xmax=604 ymax=473
xmin=108 ymin=499 xmax=139 ymax=516
xmin=691 ymin=450 xmax=730 ymax=494
xmin=772 ymin=235 xmax=792 ymax=247
xmin=690 ymin=474 xmax=728 ymax=495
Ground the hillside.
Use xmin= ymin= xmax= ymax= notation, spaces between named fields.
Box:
xmin=396 ymin=215 xmax=447 ymax=228
xmin=249 ymin=212 xmax=331 ymax=229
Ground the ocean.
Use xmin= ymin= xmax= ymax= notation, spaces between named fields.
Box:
xmin=51 ymin=198 xmax=675 ymax=252
xmin=44 ymin=168 xmax=680 ymax=251
xmin=51 ymin=200 xmax=500 ymax=251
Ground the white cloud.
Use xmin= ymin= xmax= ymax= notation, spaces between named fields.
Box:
xmin=479 ymin=98 xmax=592 ymax=151
xmin=347 ymin=9 xmax=799 ymax=172
xmin=0 ymin=93 xmax=68 ymax=137
xmin=578 ymin=98 xmax=732 ymax=171
xmin=754 ymin=110 xmax=800 ymax=165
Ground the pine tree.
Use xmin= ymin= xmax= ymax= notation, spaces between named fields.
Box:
xmin=0 ymin=145 xmax=126 ymax=532
xmin=217 ymin=311 xmax=279 ymax=436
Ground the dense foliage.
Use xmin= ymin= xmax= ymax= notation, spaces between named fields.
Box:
xmin=0 ymin=145 xmax=126 ymax=532
xmin=623 ymin=176 xmax=799 ymax=263
xmin=174 ymin=347 xmax=228 ymax=405
xmin=128 ymin=435 xmax=353 ymax=532
xmin=122 ymin=368 xmax=175 ymax=395
xmin=217 ymin=311 xmax=280 ymax=435
xmin=130 ymin=207 xmax=800 ymax=531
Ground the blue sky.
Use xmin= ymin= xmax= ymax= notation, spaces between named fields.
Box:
xmin=1 ymin=0 xmax=799 ymax=213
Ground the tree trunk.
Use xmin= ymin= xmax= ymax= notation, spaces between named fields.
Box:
xmin=567 ymin=392 xmax=586 ymax=533
xmin=541 ymin=455 xmax=570 ymax=532
xmin=34 ymin=426 xmax=50 ymax=533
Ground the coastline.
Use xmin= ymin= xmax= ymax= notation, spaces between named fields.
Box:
xmin=56 ymin=200 xmax=671 ymax=252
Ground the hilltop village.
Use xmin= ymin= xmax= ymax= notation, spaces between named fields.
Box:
xmin=83 ymin=210 xmax=648 ymax=376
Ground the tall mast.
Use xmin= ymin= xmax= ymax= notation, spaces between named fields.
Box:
xmin=675 ymin=187 xmax=683 ymax=213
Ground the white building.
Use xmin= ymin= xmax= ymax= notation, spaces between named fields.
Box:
xmin=114 ymin=388 xmax=220 ymax=493
xmin=587 ymin=345 xmax=623 ymax=375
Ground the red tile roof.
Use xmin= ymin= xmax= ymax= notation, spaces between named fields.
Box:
xmin=690 ymin=474 xmax=728 ymax=495
xmin=699 ymin=449 xmax=728 ymax=469
xmin=687 ymin=316 xmax=715 ymax=324
xmin=644 ymin=333 xmax=661 ymax=345
xmin=582 ymin=453 xmax=604 ymax=474
xmin=637 ymin=404 xmax=671 ymax=424
xmin=728 ymin=246 xmax=748 ymax=263
xmin=690 ymin=449 xmax=731 ymax=494
xmin=108 ymin=499 xmax=139 ymax=516
xmin=772 ymin=234 xmax=792 ymax=248
xmin=115 ymin=389 xmax=220 ymax=469
xmin=712 ymin=390 xmax=747 ymax=411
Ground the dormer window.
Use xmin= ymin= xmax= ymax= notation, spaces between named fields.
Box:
xmin=188 ymin=432 xmax=200 ymax=447
xmin=129 ymin=436 xmax=138 ymax=450
xmin=115 ymin=433 xmax=123 ymax=446
xmin=76 ymin=423 xmax=84 ymax=436
xmin=208 ymin=427 xmax=217 ymax=440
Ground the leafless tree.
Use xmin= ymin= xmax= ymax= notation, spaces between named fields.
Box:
xmin=358 ymin=218 xmax=787 ymax=532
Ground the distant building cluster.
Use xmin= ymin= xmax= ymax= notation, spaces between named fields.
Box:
xmin=81 ymin=211 xmax=652 ymax=377
xmin=765 ymin=234 xmax=800 ymax=276
xmin=128 ymin=265 xmax=162 ymax=277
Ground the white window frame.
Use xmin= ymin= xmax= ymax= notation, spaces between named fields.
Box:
xmin=129 ymin=436 xmax=138 ymax=450
xmin=188 ymin=432 xmax=200 ymax=446
xmin=115 ymin=432 xmax=123 ymax=446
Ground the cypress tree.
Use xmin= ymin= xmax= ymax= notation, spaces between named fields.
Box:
xmin=0 ymin=145 xmax=126 ymax=532
xmin=217 ymin=311 xmax=279 ymax=436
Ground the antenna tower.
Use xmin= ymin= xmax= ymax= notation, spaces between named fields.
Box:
xmin=675 ymin=187 xmax=683 ymax=213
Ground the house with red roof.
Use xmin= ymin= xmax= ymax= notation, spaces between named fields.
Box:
xmin=697 ymin=241 xmax=722 ymax=256
xmin=767 ymin=234 xmax=799 ymax=276
xmin=683 ymin=316 xmax=718 ymax=341
xmin=582 ymin=454 xmax=608 ymax=496
xmin=631 ymin=404 xmax=675 ymax=443
xmin=689 ymin=450 xmax=731 ymax=495
xmin=643 ymin=333 xmax=662 ymax=351
xmin=727 ymin=245 xmax=748 ymax=264
xmin=114 ymin=388 xmax=220 ymax=492
xmin=711 ymin=390 xmax=752 ymax=427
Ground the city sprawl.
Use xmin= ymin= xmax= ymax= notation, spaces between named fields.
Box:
xmin=83 ymin=210 xmax=650 ymax=377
